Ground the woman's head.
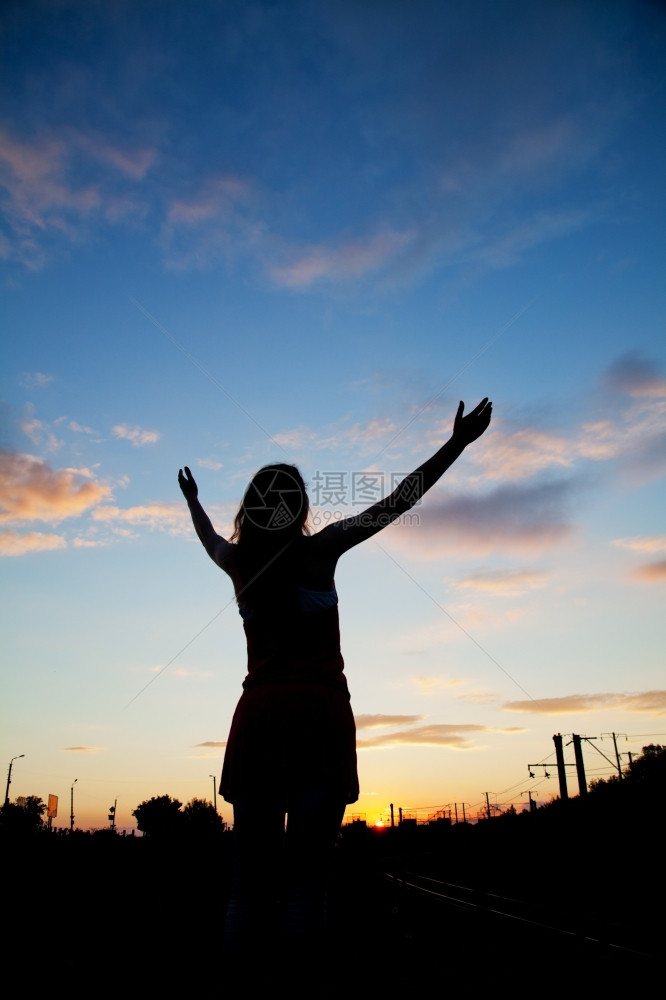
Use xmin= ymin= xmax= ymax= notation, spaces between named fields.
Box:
xmin=232 ymin=464 xmax=309 ymax=543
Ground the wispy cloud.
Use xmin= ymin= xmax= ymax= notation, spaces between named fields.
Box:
xmin=613 ymin=537 xmax=666 ymax=584
xmin=390 ymin=479 xmax=575 ymax=558
xmin=275 ymin=416 xmax=398 ymax=455
xmin=197 ymin=458 xmax=224 ymax=471
xmin=20 ymin=411 xmax=62 ymax=452
xmin=358 ymin=722 xmax=490 ymax=749
xmin=355 ymin=714 xmax=424 ymax=729
xmin=631 ymin=560 xmax=666 ymax=583
xmin=91 ymin=502 xmax=189 ymax=535
xmin=72 ymin=537 xmax=107 ymax=549
xmin=194 ymin=741 xmax=227 ymax=748
xmin=63 ymin=746 xmax=100 ymax=752
xmin=471 ymin=427 xmax=572 ymax=481
xmin=69 ymin=420 xmax=97 ymax=436
xmin=454 ymin=569 xmax=548 ymax=595
xmin=19 ymin=372 xmax=54 ymax=389
xmin=603 ymin=351 xmax=666 ymax=399
xmin=112 ymin=424 xmax=161 ymax=446
xmin=504 ymin=691 xmax=666 ymax=715
xmin=161 ymin=173 xmax=257 ymax=270
xmin=0 ymin=125 xmax=156 ymax=267
xmin=412 ymin=677 xmax=462 ymax=695
xmin=0 ymin=450 xmax=111 ymax=524
xmin=76 ymin=134 xmax=157 ymax=180
xmin=475 ymin=209 xmax=590 ymax=269
xmin=269 ymin=229 xmax=414 ymax=288
xmin=0 ymin=529 xmax=67 ymax=557
xmin=166 ymin=175 xmax=250 ymax=225
xmin=612 ymin=535 xmax=666 ymax=555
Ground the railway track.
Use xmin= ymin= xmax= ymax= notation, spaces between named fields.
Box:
xmin=382 ymin=866 xmax=658 ymax=965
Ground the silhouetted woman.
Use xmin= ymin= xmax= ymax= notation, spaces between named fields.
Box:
xmin=178 ymin=397 xmax=491 ymax=962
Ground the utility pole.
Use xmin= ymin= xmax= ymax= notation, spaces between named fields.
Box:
xmin=571 ymin=735 xmax=588 ymax=798
xmin=552 ymin=733 xmax=568 ymax=801
xmin=390 ymin=803 xmax=394 ymax=828
xmin=209 ymin=775 xmax=217 ymax=812
xmin=521 ymin=790 xmax=538 ymax=812
xmin=484 ymin=792 xmax=491 ymax=820
xmin=602 ymin=732 xmax=626 ymax=778
xmin=108 ymin=799 xmax=117 ymax=831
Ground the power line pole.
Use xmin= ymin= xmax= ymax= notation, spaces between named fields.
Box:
xmin=571 ymin=735 xmax=588 ymax=797
xmin=552 ymin=733 xmax=568 ymax=801
xmin=602 ymin=732 xmax=626 ymax=778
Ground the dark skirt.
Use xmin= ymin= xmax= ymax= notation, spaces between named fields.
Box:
xmin=220 ymin=681 xmax=359 ymax=806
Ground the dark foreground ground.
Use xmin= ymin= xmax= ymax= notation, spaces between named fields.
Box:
xmin=6 ymin=806 xmax=661 ymax=995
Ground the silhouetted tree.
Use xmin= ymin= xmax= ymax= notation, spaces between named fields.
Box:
xmin=589 ymin=743 xmax=666 ymax=797
xmin=626 ymin=743 xmax=665 ymax=786
xmin=132 ymin=795 xmax=183 ymax=837
xmin=0 ymin=795 xmax=46 ymax=835
xmin=182 ymin=797 xmax=225 ymax=836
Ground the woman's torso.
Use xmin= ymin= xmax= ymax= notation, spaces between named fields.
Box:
xmin=227 ymin=535 xmax=348 ymax=690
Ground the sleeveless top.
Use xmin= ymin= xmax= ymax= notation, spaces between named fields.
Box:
xmin=238 ymin=586 xmax=349 ymax=693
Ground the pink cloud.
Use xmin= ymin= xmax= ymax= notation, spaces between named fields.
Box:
xmin=91 ymin=502 xmax=189 ymax=535
xmin=0 ymin=451 xmax=111 ymax=524
xmin=473 ymin=427 xmax=572 ymax=481
xmin=355 ymin=714 xmax=424 ymax=729
xmin=632 ymin=560 xmax=666 ymax=583
xmin=504 ymin=691 xmax=666 ymax=715
xmin=167 ymin=175 xmax=251 ymax=225
xmin=613 ymin=535 xmax=666 ymax=554
xmin=388 ymin=479 xmax=574 ymax=559
xmin=80 ymin=139 xmax=157 ymax=179
xmin=603 ymin=352 xmax=666 ymax=399
xmin=454 ymin=569 xmax=548 ymax=595
xmin=0 ymin=529 xmax=67 ymax=557
xmin=270 ymin=229 xmax=413 ymax=287
xmin=0 ymin=126 xmax=156 ymax=265
xmin=112 ymin=424 xmax=161 ymax=446
xmin=357 ymin=722 xmax=488 ymax=749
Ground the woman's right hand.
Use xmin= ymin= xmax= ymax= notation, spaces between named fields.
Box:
xmin=178 ymin=466 xmax=198 ymax=501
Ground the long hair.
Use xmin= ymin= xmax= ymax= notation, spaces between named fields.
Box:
xmin=232 ymin=464 xmax=310 ymax=611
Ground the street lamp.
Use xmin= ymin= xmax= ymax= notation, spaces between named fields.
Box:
xmin=4 ymin=754 xmax=24 ymax=806
xmin=209 ymin=775 xmax=217 ymax=813
xmin=70 ymin=778 xmax=78 ymax=832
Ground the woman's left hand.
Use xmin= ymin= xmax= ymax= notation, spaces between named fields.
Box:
xmin=178 ymin=466 xmax=198 ymax=501
xmin=452 ymin=398 xmax=492 ymax=445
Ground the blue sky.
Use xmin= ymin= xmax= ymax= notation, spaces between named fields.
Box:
xmin=1 ymin=0 xmax=665 ymax=829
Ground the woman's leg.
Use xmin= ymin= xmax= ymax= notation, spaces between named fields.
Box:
xmin=282 ymin=788 xmax=346 ymax=952
xmin=223 ymin=794 xmax=286 ymax=961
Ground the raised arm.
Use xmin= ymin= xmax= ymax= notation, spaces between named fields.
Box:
xmin=316 ymin=398 xmax=492 ymax=555
xmin=178 ymin=466 xmax=234 ymax=571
